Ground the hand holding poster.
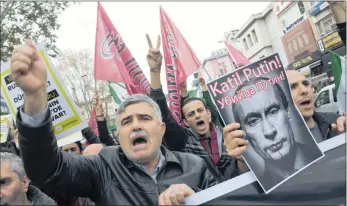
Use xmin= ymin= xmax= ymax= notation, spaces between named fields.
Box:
xmin=0 ymin=43 xmax=87 ymax=147
xmin=207 ymin=53 xmax=324 ymax=193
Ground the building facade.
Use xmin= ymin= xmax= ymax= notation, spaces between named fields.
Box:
xmin=233 ymin=3 xmax=289 ymax=66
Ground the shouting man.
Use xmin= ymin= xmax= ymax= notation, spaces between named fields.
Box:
xmin=11 ymin=40 xmax=217 ymax=205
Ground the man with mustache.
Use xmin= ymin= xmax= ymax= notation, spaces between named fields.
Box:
xmin=11 ymin=40 xmax=217 ymax=205
xmin=228 ymin=77 xmax=322 ymax=190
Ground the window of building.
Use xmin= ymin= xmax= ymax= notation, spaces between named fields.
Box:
xmin=251 ymin=30 xmax=258 ymax=43
xmin=315 ymin=90 xmax=330 ymax=108
xmin=243 ymin=38 xmax=248 ymax=50
xmin=316 ymin=15 xmax=336 ymax=38
xmin=247 ymin=34 xmax=253 ymax=47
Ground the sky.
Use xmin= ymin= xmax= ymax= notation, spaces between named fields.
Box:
xmin=56 ymin=2 xmax=270 ymax=91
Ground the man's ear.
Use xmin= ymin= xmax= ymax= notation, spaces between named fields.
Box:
xmin=207 ymin=109 xmax=212 ymax=123
xmin=183 ymin=118 xmax=190 ymax=127
xmin=160 ymin=122 xmax=166 ymax=135
xmin=22 ymin=176 xmax=30 ymax=193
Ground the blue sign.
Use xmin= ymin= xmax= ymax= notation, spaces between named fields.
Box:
xmin=309 ymin=2 xmax=329 ymax=16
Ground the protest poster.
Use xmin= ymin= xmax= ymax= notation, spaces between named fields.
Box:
xmin=0 ymin=115 xmax=11 ymax=143
xmin=206 ymin=53 xmax=324 ymax=193
xmin=0 ymin=43 xmax=87 ymax=147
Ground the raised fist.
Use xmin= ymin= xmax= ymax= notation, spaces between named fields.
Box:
xmin=146 ymin=34 xmax=163 ymax=72
xmin=10 ymin=40 xmax=47 ymax=95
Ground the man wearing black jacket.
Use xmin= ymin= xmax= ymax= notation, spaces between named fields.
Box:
xmin=146 ymin=35 xmax=243 ymax=182
xmin=11 ymin=40 xmax=218 ymax=205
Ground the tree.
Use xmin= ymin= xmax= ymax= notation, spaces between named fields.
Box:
xmin=0 ymin=1 xmax=74 ymax=61
xmin=55 ymin=49 xmax=96 ymax=119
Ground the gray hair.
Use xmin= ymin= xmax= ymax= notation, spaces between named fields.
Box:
xmin=0 ymin=152 xmax=26 ymax=181
xmin=116 ymin=94 xmax=162 ymax=127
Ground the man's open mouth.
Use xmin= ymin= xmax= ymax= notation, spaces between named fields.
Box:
xmin=132 ymin=136 xmax=148 ymax=147
xmin=300 ymin=99 xmax=311 ymax=106
xmin=196 ymin=120 xmax=205 ymax=129
xmin=267 ymin=139 xmax=286 ymax=153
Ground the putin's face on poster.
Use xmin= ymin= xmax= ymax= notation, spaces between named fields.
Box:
xmin=234 ymin=83 xmax=295 ymax=163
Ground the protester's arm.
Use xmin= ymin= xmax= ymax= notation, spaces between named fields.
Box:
xmin=93 ymin=92 xmax=117 ymax=146
xmin=97 ymin=119 xmax=117 ymax=146
xmin=146 ymin=34 xmax=187 ymax=151
xmin=82 ymin=126 xmax=101 ymax=144
xmin=11 ymin=41 xmax=104 ymax=201
xmin=18 ymin=108 xmax=104 ymax=200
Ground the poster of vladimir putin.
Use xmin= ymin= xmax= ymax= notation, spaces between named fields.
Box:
xmin=207 ymin=54 xmax=324 ymax=193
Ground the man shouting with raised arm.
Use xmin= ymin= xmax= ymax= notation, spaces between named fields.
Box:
xmin=12 ymin=40 xmax=218 ymax=205
xmin=146 ymin=35 xmax=247 ymax=182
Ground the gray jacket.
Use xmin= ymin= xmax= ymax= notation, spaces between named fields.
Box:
xmin=27 ymin=185 xmax=56 ymax=205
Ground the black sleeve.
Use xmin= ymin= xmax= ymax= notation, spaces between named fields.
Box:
xmin=150 ymin=87 xmax=188 ymax=151
xmin=17 ymin=108 xmax=104 ymax=201
xmin=337 ymin=22 xmax=346 ymax=46
xmin=97 ymin=120 xmax=117 ymax=146
xmin=81 ymin=126 xmax=101 ymax=144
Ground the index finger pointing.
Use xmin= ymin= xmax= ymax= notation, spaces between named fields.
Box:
xmin=146 ymin=34 xmax=153 ymax=49
xmin=156 ymin=35 xmax=161 ymax=49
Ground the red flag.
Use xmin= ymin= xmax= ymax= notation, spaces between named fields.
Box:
xmin=224 ymin=41 xmax=250 ymax=68
xmin=160 ymin=7 xmax=201 ymax=124
xmin=94 ymin=2 xmax=150 ymax=95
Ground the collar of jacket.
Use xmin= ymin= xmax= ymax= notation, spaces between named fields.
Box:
xmin=27 ymin=185 xmax=56 ymax=205
xmin=118 ymin=145 xmax=182 ymax=170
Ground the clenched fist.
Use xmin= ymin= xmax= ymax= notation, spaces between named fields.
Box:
xmin=11 ymin=40 xmax=47 ymax=95
xmin=10 ymin=40 xmax=48 ymax=115
xmin=146 ymin=34 xmax=163 ymax=72
xmin=158 ymin=184 xmax=195 ymax=205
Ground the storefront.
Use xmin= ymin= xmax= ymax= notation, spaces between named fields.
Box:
xmin=286 ymin=50 xmax=322 ymax=80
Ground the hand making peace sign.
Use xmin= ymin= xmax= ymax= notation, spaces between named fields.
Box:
xmin=146 ymin=34 xmax=163 ymax=72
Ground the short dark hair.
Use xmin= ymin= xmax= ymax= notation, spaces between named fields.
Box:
xmin=232 ymin=76 xmax=288 ymax=124
xmin=181 ymin=97 xmax=208 ymax=119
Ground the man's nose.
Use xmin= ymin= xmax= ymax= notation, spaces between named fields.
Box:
xmin=131 ymin=118 xmax=142 ymax=131
xmin=299 ymin=84 xmax=309 ymax=96
xmin=262 ymin=118 xmax=277 ymax=140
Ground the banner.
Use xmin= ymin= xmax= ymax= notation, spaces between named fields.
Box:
xmin=95 ymin=2 xmax=150 ymax=95
xmin=206 ymin=53 xmax=324 ymax=193
xmin=0 ymin=44 xmax=87 ymax=147
xmin=160 ymin=7 xmax=201 ymax=124
xmin=0 ymin=115 xmax=10 ymax=143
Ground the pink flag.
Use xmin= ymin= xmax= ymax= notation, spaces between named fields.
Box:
xmin=224 ymin=41 xmax=250 ymax=68
xmin=86 ymin=108 xmax=99 ymax=146
xmin=160 ymin=7 xmax=201 ymax=124
xmin=94 ymin=2 xmax=150 ymax=95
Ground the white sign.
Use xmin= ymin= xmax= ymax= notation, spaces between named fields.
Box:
xmin=0 ymin=43 xmax=87 ymax=146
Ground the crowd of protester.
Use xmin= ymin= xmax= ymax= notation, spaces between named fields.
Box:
xmin=0 ymin=2 xmax=346 ymax=205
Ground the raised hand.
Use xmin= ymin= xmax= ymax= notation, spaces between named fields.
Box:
xmin=146 ymin=34 xmax=163 ymax=72
xmin=11 ymin=40 xmax=47 ymax=95
xmin=179 ymin=80 xmax=188 ymax=97
xmin=10 ymin=40 xmax=48 ymax=115
xmin=197 ymin=71 xmax=207 ymax=91
xmin=158 ymin=184 xmax=195 ymax=205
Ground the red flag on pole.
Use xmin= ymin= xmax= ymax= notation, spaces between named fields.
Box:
xmin=224 ymin=41 xmax=250 ymax=68
xmin=160 ymin=7 xmax=201 ymax=124
xmin=94 ymin=2 xmax=150 ymax=95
